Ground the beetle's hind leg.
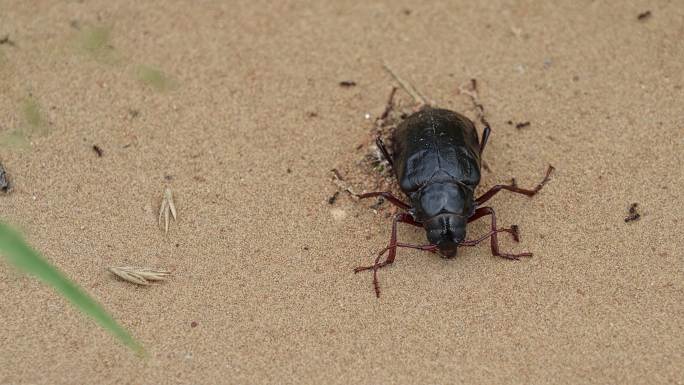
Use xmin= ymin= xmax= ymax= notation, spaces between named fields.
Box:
xmin=354 ymin=213 xmax=425 ymax=297
xmin=468 ymin=207 xmax=533 ymax=260
xmin=357 ymin=191 xmax=411 ymax=210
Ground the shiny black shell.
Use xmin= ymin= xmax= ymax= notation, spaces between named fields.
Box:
xmin=391 ymin=107 xmax=482 ymax=199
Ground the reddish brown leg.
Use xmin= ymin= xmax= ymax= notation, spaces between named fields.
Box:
xmin=355 ymin=225 xmax=519 ymax=297
xmin=460 ymin=227 xmax=518 ymax=246
xmin=354 ymin=213 xmax=422 ymax=272
xmin=475 ymin=165 xmax=554 ymax=206
xmin=361 ymin=226 xmax=520 ymax=271
xmin=356 ymin=241 xmax=436 ymax=298
xmin=468 ymin=207 xmax=532 ymax=260
xmin=374 ymin=242 xmax=439 ymax=256
xmin=354 ymin=213 xmax=422 ymax=297
xmin=357 ymin=192 xmax=411 ymax=210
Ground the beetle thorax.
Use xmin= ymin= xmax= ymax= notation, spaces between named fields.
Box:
xmin=410 ymin=182 xmax=474 ymax=222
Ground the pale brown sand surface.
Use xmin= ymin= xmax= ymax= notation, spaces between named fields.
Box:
xmin=0 ymin=1 xmax=682 ymax=384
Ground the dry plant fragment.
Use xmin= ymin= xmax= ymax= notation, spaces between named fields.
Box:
xmin=382 ymin=62 xmax=428 ymax=107
xmin=331 ymin=168 xmax=359 ymax=197
xmin=108 ymin=266 xmax=171 ymax=286
xmin=158 ymin=187 xmax=177 ymax=234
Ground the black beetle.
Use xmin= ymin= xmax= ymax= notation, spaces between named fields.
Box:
xmin=354 ymin=83 xmax=553 ymax=297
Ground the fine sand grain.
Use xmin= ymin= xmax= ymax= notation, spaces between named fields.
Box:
xmin=1 ymin=1 xmax=682 ymax=384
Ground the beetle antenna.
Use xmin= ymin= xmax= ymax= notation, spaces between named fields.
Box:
xmin=382 ymin=62 xmax=428 ymax=107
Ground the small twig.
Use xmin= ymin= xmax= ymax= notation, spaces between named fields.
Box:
xmin=108 ymin=266 xmax=171 ymax=286
xmin=459 ymin=78 xmax=490 ymax=129
xmin=379 ymin=87 xmax=398 ymax=121
xmin=382 ymin=62 xmax=427 ymax=107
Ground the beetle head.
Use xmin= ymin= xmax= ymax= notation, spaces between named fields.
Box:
xmin=413 ymin=182 xmax=474 ymax=258
xmin=424 ymin=214 xmax=467 ymax=258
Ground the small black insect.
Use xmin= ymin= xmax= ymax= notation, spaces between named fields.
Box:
xmin=354 ymin=72 xmax=553 ymax=297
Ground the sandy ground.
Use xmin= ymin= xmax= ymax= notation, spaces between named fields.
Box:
xmin=1 ymin=1 xmax=682 ymax=384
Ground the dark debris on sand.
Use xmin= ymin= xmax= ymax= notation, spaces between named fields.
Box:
xmin=0 ymin=161 xmax=10 ymax=192
xmin=624 ymin=203 xmax=641 ymax=222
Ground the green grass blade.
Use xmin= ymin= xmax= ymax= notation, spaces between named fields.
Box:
xmin=0 ymin=221 xmax=144 ymax=354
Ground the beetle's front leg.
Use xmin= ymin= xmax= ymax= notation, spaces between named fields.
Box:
xmin=468 ymin=207 xmax=532 ymax=260
xmin=354 ymin=213 xmax=422 ymax=272
xmin=354 ymin=212 xmax=423 ymax=297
